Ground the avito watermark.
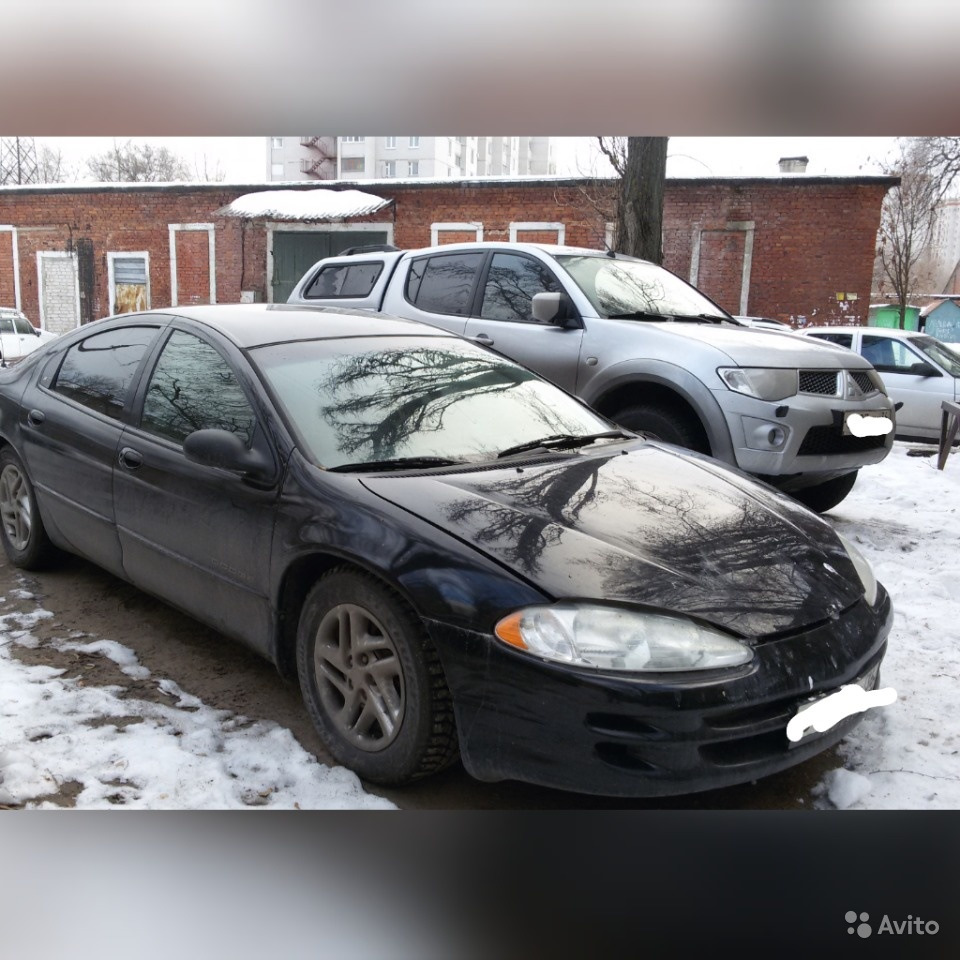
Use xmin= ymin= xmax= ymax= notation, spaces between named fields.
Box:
xmin=845 ymin=911 xmax=940 ymax=938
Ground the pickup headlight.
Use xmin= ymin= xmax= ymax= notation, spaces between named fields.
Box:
xmin=718 ymin=367 xmax=798 ymax=401
xmin=494 ymin=603 xmax=752 ymax=672
xmin=836 ymin=534 xmax=879 ymax=606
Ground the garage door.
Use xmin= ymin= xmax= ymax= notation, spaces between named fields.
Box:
xmin=272 ymin=231 xmax=389 ymax=303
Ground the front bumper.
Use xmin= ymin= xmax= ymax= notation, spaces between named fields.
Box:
xmin=426 ymin=588 xmax=893 ymax=797
xmin=712 ymin=388 xmax=895 ymax=481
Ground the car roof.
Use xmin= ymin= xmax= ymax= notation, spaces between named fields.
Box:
xmin=100 ymin=303 xmax=454 ymax=350
xmin=402 ymin=240 xmax=648 ymax=262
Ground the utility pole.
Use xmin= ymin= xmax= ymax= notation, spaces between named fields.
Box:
xmin=0 ymin=137 xmax=41 ymax=185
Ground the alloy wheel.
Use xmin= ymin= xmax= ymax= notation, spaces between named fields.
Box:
xmin=0 ymin=463 xmax=32 ymax=552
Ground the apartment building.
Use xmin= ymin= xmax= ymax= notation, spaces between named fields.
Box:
xmin=266 ymin=136 xmax=555 ymax=181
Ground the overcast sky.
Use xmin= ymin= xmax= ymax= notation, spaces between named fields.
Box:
xmin=31 ymin=136 xmax=902 ymax=184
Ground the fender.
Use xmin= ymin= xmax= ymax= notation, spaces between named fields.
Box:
xmin=582 ymin=358 xmax=735 ymax=464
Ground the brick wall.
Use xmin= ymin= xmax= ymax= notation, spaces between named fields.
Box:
xmin=0 ymin=176 xmax=894 ymax=331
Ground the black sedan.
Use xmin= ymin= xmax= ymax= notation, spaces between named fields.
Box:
xmin=0 ymin=304 xmax=892 ymax=797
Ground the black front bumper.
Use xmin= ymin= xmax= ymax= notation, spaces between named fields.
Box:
xmin=426 ymin=589 xmax=893 ymax=797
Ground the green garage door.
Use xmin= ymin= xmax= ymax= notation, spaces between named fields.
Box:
xmin=272 ymin=231 xmax=389 ymax=303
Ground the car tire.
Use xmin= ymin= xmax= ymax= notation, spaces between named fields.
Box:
xmin=611 ymin=402 xmax=709 ymax=453
xmin=0 ymin=447 xmax=54 ymax=569
xmin=296 ymin=567 xmax=459 ymax=785
xmin=791 ymin=470 xmax=859 ymax=514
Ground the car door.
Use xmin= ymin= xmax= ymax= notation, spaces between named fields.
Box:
xmin=18 ymin=323 xmax=163 ymax=576
xmin=462 ymin=251 xmax=584 ymax=393
xmin=113 ymin=324 xmax=281 ymax=651
xmin=860 ymin=334 xmax=947 ymax=436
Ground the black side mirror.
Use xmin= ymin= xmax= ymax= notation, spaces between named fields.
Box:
xmin=531 ymin=291 xmax=578 ymax=328
xmin=183 ymin=429 xmax=273 ymax=480
xmin=909 ymin=362 xmax=941 ymax=378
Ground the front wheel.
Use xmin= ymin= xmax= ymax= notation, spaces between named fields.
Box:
xmin=296 ymin=568 xmax=458 ymax=785
xmin=790 ymin=470 xmax=859 ymax=514
xmin=0 ymin=448 xmax=54 ymax=569
xmin=611 ymin=402 xmax=710 ymax=454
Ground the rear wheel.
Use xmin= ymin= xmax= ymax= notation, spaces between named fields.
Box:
xmin=0 ymin=448 xmax=54 ymax=569
xmin=790 ymin=470 xmax=859 ymax=514
xmin=611 ymin=402 xmax=709 ymax=453
xmin=296 ymin=568 xmax=458 ymax=785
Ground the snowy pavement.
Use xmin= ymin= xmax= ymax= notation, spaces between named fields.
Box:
xmin=1 ymin=442 xmax=958 ymax=810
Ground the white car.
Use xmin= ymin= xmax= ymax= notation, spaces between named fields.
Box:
xmin=734 ymin=315 xmax=796 ymax=333
xmin=801 ymin=326 xmax=960 ymax=441
xmin=0 ymin=308 xmax=57 ymax=364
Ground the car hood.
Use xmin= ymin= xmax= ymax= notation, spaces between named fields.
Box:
xmin=654 ymin=323 xmax=875 ymax=370
xmin=361 ymin=443 xmax=865 ymax=638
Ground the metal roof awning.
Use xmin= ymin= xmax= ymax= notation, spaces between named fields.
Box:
xmin=214 ymin=188 xmax=392 ymax=221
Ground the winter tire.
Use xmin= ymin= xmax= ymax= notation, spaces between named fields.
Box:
xmin=297 ymin=567 xmax=458 ymax=785
xmin=0 ymin=447 xmax=54 ymax=569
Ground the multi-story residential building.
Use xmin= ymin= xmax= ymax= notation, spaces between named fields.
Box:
xmin=266 ymin=136 xmax=555 ymax=181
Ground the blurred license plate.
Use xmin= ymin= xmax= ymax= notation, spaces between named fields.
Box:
xmin=843 ymin=411 xmax=893 ymax=437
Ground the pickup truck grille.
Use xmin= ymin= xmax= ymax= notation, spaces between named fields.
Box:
xmin=798 ymin=371 xmax=840 ymax=395
xmin=797 ymin=426 xmax=887 ymax=456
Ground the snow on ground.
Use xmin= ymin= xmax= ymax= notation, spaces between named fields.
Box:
xmin=814 ymin=442 xmax=960 ymax=809
xmin=0 ymin=604 xmax=395 ymax=810
xmin=0 ymin=441 xmax=958 ymax=810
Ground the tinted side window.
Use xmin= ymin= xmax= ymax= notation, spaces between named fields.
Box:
xmin=405 ymin=253 xmax=484 ymax=315
xmin=140 ymin=331 xmax=255 ymax=445
xmin=811 ymin=333 xmax=853 ymax=348
xmin=862 ymin=336 xmax=926 ymax=373
xmin=52 ymin=326 xmax=159 ymax=419
xmin=304 ymin=262 xmax=383 ymax=299
xmin=480 ymin=253 xmax=562 ymax=322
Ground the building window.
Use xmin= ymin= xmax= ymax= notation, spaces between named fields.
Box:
xmin=270 ymin=163 xmax=284 ymax=178
xmin=383 ymin=160 xmax=396 ymax=177
xmin=341 ymin=157 xmax=365 ymax=173
xmin=271 ymin=137 xmax=283 ymax=149
xmin=408 ymin=160 xmax=419 ymax=176
xmin=342 ymin=136 xmax=365 ymax=143
xmin=385 ymin=136 xmax=397 ymax=149
xmin=108 ymin=252 xmax=150 ymax=314
xmin=409 ymin=136 xmax=421 ymax=148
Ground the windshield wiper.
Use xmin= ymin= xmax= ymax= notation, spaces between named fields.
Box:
xmin=671 ymin=313 xmax=731 ymax=324
xmin=606 ymin=310 xmax=668 ymax=321
xmin=496 ymin=430 xmax=633 ymax=459
xmin=328 ymin=456 xmax=464 ymax=473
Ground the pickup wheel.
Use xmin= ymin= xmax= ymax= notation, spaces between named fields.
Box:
xmin=611 ymin=402 xmax=709 ymax=454
xmin=790 ymin=470 xmax=859 ymax=514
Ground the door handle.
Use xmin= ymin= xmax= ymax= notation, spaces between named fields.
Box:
xmin=471 ymin=333 xmax=494 ymax=346
xmin=118 ymin=447 xmax=144 ymax=470
xmin=26 ymin=409 xmax=45 ymax=427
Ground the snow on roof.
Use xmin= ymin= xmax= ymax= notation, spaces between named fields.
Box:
xmin=215 ymin=188 xmax=392 ymax=221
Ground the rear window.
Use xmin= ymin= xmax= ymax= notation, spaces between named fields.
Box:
xmin=304 ymin=261 xmax=383 ymax=299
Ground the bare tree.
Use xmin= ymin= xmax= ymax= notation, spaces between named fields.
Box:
xmin=921 ymin=137 xmax=960 ymax=204
xmin=37 ymin=145 xmax=72 ymax=183
xmin=86 ymin=140 xmax=192 ymax=182
xmin=875 ymin=138 xmax=943 ymax=328
xmin=598 ymin=137 xmax=668 ymax=263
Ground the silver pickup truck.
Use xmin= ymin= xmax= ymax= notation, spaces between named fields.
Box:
xmin=288 ymin=242 xmax=895 ymax=511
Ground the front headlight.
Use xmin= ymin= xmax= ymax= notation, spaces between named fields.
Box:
xmin=836 ymin=534 xmax=879 ymax=606
xmin=718 ymin=367 xmax=798 ymax=401
xmin=494 ymin=604 xmax=753 ymax=672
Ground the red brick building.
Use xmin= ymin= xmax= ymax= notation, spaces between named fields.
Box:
xmin=0 ymin=174 xmax=896 ymax=333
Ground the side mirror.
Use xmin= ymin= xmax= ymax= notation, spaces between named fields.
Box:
xmin=909 ymin=361 xmax=941 ymax=378
xmin=183 ymin=428 xmax=273 ymax=480
xmin=531 ymin=291 xmax=578 ymax=328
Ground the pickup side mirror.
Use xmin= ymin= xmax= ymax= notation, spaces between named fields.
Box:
xmin=183 ymin=428 xmax=274 ymax=481
xmin=531 ymin=291 xmax=578 ymax=328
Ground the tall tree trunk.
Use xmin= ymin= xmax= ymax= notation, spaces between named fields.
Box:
xmin=615 ymin=137 xmax=668 ymax=263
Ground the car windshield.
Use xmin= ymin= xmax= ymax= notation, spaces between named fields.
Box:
xmin=253 ymin=335 xmax=615 ymax=469
xmin=554 ymin=255 xmax=731 ymax=322
xmin=913 ymin=336 xmax=960 ymax=376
